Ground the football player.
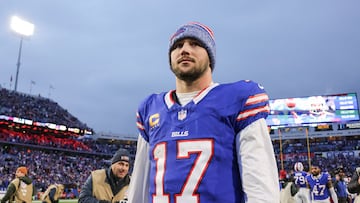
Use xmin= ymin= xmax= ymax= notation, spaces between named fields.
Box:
xmin=127 ymin=22 xmax=279 ymax=203
xmin=293 ymin=162 xmax=311 ymax=203
xmin=306 ymin=164 xmax=338 ymax=203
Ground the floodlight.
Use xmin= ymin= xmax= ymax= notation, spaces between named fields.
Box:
xmin=10 ymin=15 xmax=35 ymax=92
xmin=10 ymin=16 xmax=34 ymax=37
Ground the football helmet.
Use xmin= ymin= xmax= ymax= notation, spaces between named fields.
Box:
xmin=294 ymin=162 xmax=304 ymax=171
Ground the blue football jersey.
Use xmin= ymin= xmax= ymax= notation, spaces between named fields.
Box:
xmin=306 ymin=172 xmax=331 ymax=201
xmin=136 ymin=80 xmax=270 ymax=203
xmin=293 ymin=171 xmax=308 ymax=188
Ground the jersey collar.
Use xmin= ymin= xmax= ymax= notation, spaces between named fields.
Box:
xmin=164 ymin=82 xmax=219 ymax=109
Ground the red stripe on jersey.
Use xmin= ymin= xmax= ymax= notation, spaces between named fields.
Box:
xmin=245 ymin=93 xmax=269 ymax=106
xmin=169 ymin=90 xmax=176 ymax=104
xmin=236 ymin=105 xmax=270 ymax=121
xmin=137 ymin=122 xmax=145 ymax=130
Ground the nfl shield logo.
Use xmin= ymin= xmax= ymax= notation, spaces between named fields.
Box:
xmin=178 ymin=109 xmax=187 ymax=121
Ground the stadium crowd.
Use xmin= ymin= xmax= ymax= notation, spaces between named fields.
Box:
xmin=0 ymin=88 xmax=91 ymax=131
xmin=273 ymin=137 xmax=360 ymax=176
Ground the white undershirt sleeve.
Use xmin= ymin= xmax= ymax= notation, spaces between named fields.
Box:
xmin=329 ymin=187 xmax=338 ymax=203
xmin=236 ymin=118 xmax=280 ymax=202
xmin=127 ymin=135 xmax=150 ymax=203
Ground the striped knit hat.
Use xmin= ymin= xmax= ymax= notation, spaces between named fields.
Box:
xmin=169 ymin=22 xmax=216 ymax=71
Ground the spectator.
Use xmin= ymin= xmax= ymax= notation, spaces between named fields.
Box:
xmin=333 ymin=166 xmax=350 ymax=203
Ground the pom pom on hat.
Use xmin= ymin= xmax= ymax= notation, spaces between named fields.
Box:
xmin=16 ymin=166 xmax=28 ymax=175
xmin=169 ymin=22 xmax=216 ymax=71
xmin=111 ymin=149 xmax=130 ymax=165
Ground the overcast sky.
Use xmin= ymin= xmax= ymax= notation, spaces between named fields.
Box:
xmin=1 ymin=1 xmax=359 ymax=137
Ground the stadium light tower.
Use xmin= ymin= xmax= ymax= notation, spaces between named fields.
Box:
xmin=10 ymin=15 xmax=35 ymax=92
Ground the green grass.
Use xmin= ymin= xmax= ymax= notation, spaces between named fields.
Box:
xmin=32 ymin=199 xmax=78 ymax=203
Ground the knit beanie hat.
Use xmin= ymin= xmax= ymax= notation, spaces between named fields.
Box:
xmin=16 ymin=166 xmax=28 ymax=175
xmin=111 ymin=149 xmax=130 ymax=165
xmin=169 ymin=22 xmax=216 ymax=71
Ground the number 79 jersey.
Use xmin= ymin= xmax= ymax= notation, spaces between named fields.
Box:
xmin=294 ymin=171 xmax=308 ymax=188
xmin=136 ymin=80 xmax=270 ymax=203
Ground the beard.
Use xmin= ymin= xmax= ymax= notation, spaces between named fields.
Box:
xmin=171 ymin=62 xmax=209 ymax=82
xmin=312 ymin=171 xmax=320 ymax=176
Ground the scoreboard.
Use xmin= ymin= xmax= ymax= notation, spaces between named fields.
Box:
xmin=266 ymin=93 xmax=359 ymax=127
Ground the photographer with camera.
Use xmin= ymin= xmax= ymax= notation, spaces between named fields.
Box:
xmin=0 ymin=166 xmax=33 ymax=203
xmin=348 ymin=167 xmax=360 ymax=203
xmin=78 ymin=149 xmax=131 ymax=203
xmin=41 ymin=183 xmax=64 ymax=203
